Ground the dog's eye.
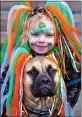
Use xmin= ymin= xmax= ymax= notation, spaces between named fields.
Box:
xmin=27 ymin=67 xmax=39 ymax=78
xmin=47 ymin=65 xmax=57 ymax=77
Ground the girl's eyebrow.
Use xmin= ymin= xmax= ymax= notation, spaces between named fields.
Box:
xmin=30 ymin=28 xmax=54 ymax=35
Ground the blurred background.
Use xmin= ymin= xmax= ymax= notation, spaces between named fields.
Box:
xmin=0 ymin=1 xmax=81 ymax=117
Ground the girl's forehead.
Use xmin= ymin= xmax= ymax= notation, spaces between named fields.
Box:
xmin=28 ymin=14 xmax=54 ymax=30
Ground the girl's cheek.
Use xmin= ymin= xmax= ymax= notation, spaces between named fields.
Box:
xmin=28 ymin=34 xmax=55 ymax=46
xmin=47 ymin=40 xmax=55 ymax=48
xmin=46 ymin=38 xmax=55 ymax=44
xmin=29 ymin=37 xmax=38 ymax=43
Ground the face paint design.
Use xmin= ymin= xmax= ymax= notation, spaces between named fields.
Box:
xmin=38 ymin=22 xmax=46 ymax=33
xmin=30 ymin=22 xmax=54 ymax=35
xmin=28 ymin=15 xmax=56 ymax=54
xmin=48 ymin=42 xmax=52 ymax=46
xmin=38 ymin=22 xmax=46 ymax=28
xmin=30 ymin=28 xmax=54 ymax=35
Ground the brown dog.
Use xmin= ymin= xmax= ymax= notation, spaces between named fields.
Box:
xmin=23 ymin=56 xmax=60 ymax=117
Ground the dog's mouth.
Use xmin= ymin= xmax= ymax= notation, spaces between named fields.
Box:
xmin=39 ymin=85 xmax=53 ymax=96
xmin=41 ymin=87 xmax=49 ymax=96
xmin=32 ymin=84 xmax=56 ymax=98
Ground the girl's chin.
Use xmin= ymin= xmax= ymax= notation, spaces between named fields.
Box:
xmin=35 ymin=51 xmax=48 ymax=54
xmin=32 ymin=46 xmax=49 ymax=54
xmin=35 ymin=49 xmax=49 ymax=54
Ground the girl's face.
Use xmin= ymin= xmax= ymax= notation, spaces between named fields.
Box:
xmin=28 ymin=14 xmax=56 ymax=54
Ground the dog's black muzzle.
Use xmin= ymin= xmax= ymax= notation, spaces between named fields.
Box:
xmin=31 ymin=74 xmax=56 ymax=97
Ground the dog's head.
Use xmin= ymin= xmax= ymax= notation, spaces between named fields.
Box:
xmin=23 ymin=56 xmax=60 ymax=110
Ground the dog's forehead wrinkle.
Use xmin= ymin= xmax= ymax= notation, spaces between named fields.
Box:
xmin=31 ymin=66 xmax=38 ymax=71
xmin=35 ymin=56 xmax=57 ymax=72
xmin=25 ymin=56 xmax=57 ymax=72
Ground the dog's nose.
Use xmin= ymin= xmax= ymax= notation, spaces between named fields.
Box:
xmin=41 ymin=78 xmax=50 ymax=85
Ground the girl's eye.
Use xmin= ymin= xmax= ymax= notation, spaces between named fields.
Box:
xmin=31 ymin=33 xmax=40 ymax=37
xmin=45 ymin=33 xmax=54 ymax=37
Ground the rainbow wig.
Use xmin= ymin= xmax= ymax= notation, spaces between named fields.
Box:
xmin=1 ymin=1 xmax=81 ymax=116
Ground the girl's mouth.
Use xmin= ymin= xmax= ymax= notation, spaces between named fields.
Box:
xmin=36 ymin=45 xmax=48 ymax=48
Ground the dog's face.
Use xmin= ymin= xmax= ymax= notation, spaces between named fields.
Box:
xmin=23 ymin=56 xmax=60 ymax=109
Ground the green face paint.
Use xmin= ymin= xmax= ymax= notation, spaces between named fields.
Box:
xmin=30 ymin=22 xmax=55 ymax=36
xmin=38 ymin=22 xmax=46 ymax=28
xmin=38 ymin=22 xmax=46 ymax=33
xmin=48 ymin=42 xmax=52 ymax=46
xmin=30 ymin=28 xmax=54 ymax=35
xmin=30 ymin=28 xmax=51 ymax=35
xmin=30 ymin=22 xmax=46 ymax=35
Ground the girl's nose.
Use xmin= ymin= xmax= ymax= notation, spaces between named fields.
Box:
xmin=39 ymin=35 xmax=45 ymax=43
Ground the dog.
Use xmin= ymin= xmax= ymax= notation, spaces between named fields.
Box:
xmin=23 ymin=56 xmax=60 ymax=117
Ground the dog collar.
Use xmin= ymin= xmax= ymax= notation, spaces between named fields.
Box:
xmin=23 ymin=99 xmax=50 ymax=115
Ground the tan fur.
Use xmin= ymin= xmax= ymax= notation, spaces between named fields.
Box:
xmin=23 ymin=56 xmax=60 ymax=110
